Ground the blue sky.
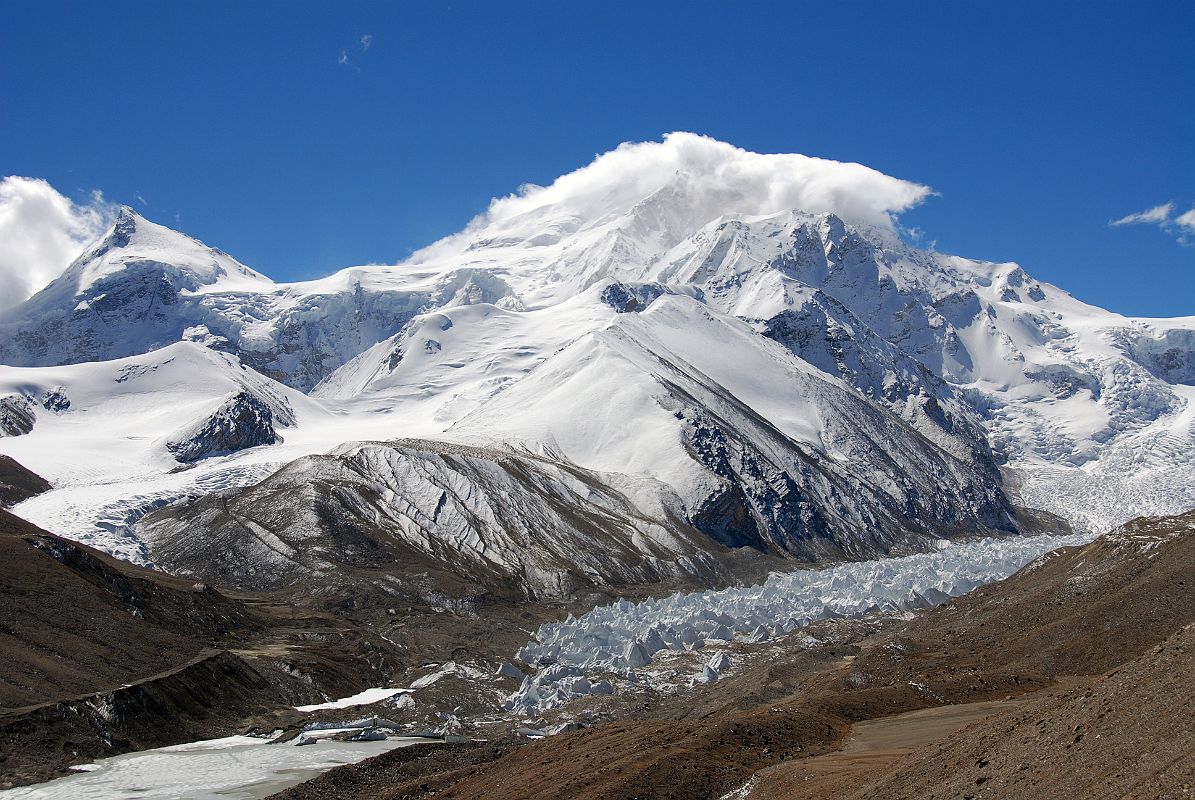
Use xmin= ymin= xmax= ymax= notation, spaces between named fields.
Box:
xmin=2 ymin=1 xmax=1192 ymax=316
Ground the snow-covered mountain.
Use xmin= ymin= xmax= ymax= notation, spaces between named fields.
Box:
xmin=2 ymin=133 xmax=1192 ymax=595
xmin=0 ymin=209 xmax=429 ymax=392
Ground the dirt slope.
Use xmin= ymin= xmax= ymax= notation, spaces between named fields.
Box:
xmin=0 ymin=456 xmax=50 ymax=508
xmin=0 ymin=508 xmax=257 ymax=710
xmin=845 ymin=623 xmax=1194 ymax=800
xmin=743 ymin=695 xmax=1059 ymax=799
xmin=0 ymin=509 xmax=408 ymax=786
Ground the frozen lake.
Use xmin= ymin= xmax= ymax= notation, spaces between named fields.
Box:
xmin=3 ymin=734 xmax=430 ymax=800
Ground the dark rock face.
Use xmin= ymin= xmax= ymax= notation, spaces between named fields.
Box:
xmin=0 ymin=397 xmax=35 ymax=437
xmin=38 ymin=388 xmax=69 ymax=413
xmin=679 ymin=401 xmax=1014 ymax=564
xmin=166 ymin=391 xmax=280 ymax=463
xmin=599 ymin=282 xmax=671 ymax=313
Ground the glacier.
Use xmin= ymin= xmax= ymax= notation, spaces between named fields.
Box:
xmin=504 ymin=530 xmax=1097 ymax=716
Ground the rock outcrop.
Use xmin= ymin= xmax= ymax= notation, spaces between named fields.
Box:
xmin=166 ymin=391 xmax=283 ymax=463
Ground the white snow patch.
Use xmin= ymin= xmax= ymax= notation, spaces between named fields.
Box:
xmin=294 ymin=687 xmax=413 ymax=713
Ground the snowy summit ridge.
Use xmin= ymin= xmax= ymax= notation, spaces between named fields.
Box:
xmin=1 ymin=134 xmax=1193 ymax=591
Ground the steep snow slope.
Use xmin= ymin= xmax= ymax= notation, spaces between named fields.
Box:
xmin=1 ymin=133 xmax=1191 ymax=567
xmin=445 ymin=294 xmax=1015 ymax=559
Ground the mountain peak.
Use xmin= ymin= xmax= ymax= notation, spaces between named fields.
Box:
xmin=106 ymin=205 xmax=142 ymax=247
xmin=77 ymin=205 xmax=180 ymax=263
xmin=29 ymin=209 xmax=275 ymax=307
xmin=412 ymin=134 xmax=934 ymax=267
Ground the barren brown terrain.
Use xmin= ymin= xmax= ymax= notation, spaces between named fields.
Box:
xmin=0 ymin=455 xmax=50 ymax=508
xmin=742 ymin=695 xmax=1053 ymax=799
xmin=0 ymin=506 xmax=488 ymax=787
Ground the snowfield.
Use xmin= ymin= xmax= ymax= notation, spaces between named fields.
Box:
xmin=506 ymin=531 xmax=1097 ymax=715
xmin=294 ymin=687 xmax=415 ymax=713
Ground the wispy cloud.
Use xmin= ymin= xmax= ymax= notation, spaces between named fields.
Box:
xmin=1111 ymin=202 xmax=1175 ymax=227
xmin=1110 ymin=200 xmax=1195 ymax=245
xmin=338 ymin=34 xmax=373 ymax=69
xmin=898 ymin=222 xmax=937 ymax=251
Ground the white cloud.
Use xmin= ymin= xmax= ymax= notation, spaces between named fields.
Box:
xmin=1110 ymin=202 xmax=1175 ymax=227
xmin=414 ymin=133 xmax=932 ymax=261
xmin=360 ymin=34 xmax=373 ymax=51
xmin=0 ymin=176 xmax=114 ymax=311
xmin=1110 ymin=200 xmax=1195 ymax=245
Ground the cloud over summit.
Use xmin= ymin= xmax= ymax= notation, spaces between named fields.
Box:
xmin=0 ymin=177 xmax=114 ymax=311
xmin=413 ymin=133 xmax=933 ymax=262
xmin=493 ymin=132 xmax=930 ymax=231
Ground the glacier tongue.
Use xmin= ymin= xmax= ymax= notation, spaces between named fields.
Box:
xmin=505 ymin=531 xmax=1096 ymax=716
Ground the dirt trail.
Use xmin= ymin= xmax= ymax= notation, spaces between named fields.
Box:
xmin=737 ymin=693 xmax=1045 ymax=800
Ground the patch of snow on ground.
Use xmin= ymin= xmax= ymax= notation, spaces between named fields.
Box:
xmin=294 ymin=687 xmax=414 ymax=713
